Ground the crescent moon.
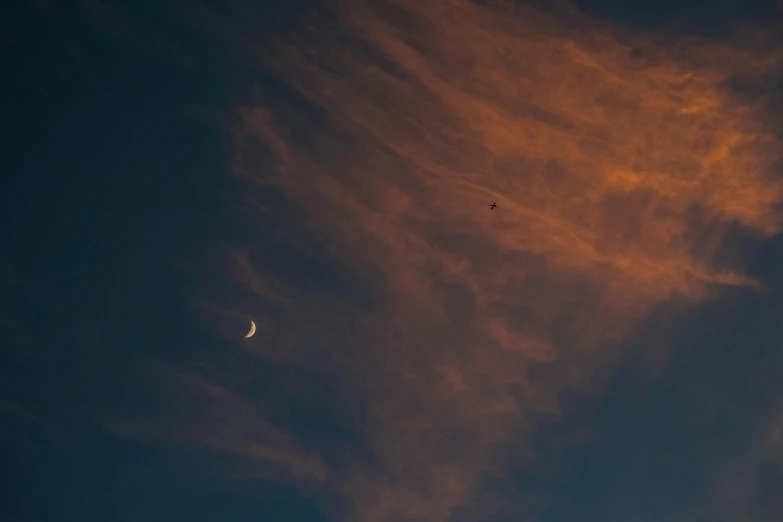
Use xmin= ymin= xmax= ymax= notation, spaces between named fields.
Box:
xmin=244 ymin=320 xmax=256 ymax=338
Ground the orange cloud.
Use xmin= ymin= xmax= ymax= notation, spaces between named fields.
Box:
xmin=226 ymin=1 xmax=783 ymax=520
xmin=129 ymin=1 xmax=783 ymax=521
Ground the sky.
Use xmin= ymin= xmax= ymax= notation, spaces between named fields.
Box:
xmin=3 ymin=1 xmax=783 ymax=521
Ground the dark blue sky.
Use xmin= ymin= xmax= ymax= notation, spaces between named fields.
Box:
xmin=3 ymin=1 xmax=783 ymax=521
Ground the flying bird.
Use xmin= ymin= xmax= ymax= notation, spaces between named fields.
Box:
xmin=488 ymin=202 xmax=497 ymax=210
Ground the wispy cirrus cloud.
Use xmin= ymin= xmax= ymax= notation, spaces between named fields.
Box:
xmin=114 ymin=1 xmax=783 ymax=520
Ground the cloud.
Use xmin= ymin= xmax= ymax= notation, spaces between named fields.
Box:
xmin=107 ymin=365 xmax=328 ymax=485
xmin=119 ymin=1 xmax=783 ymax=520
xmin=711 ymin=401 xmax=783 ymax=522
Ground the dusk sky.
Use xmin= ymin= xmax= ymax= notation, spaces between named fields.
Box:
xmin=3 ymin=1 xmax=783 ymax=521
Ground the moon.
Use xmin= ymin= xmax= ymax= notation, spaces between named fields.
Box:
xmin=244 ymin=320 xmax=256 ymax=339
